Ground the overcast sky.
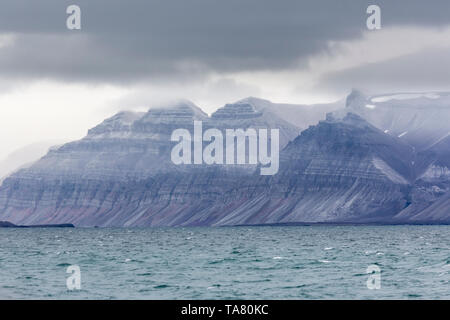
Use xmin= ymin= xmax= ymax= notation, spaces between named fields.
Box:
xmin=1 ymin=0 xmax=450 ymax=159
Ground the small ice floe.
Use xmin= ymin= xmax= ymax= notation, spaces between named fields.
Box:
xmin=273 ymin=256 xmax=283 ymax=260
xmin=384 ymin=130 xmax=389 ymax=133
xmin=404 ymin=252 xmax=410 ymax=255
xmin=398 ymin=131 xmax=408 ymax=138
xmin=319 ymin=260 xmax=331 ymax=263
xmin=207 ymin=287 xmax=214 ymax=290
xmin=365 ymin=250 xmax=376 ymax=255
xmin=365 ymin=104 xmax=376 ymax=109
xmin=324 ymin=247 xmax=333 ymax=251
xmin=376 ymin=252 xmax=384 ymax=256
xmin=125 ymin=258 xmax=131 ymax=262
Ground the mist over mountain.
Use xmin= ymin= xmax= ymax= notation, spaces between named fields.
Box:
xmin=0 ymin=91 xmax=449 ymax=226
xmin=343 ymin=89 xmax=450 ymax=152
xmin=0 ymin=140 xmax=65 ymax=181
xmin=237 ymin=97 xmax=345 ymax=132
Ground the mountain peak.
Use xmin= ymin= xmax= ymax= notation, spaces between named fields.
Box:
xmin=87 ymin=110 xmax=145 ymax=136
xmin=138 ymin=100 xmax=208 ymax=124
xmin=211 ymin=102 xmax=262 ymax=119
xmin=339 ymin=112 xmax=374 ymax=128
xmin=236 ymin=97 xmax=273 ymax=110
xmin=346 ymin=89 xmax=367 ymax=108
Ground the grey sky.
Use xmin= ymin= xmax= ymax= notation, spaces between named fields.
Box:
xmin=1 ymin=0 xmax=450 ymax=161
xmin=0 ymin=0 xmax=449 ymax=84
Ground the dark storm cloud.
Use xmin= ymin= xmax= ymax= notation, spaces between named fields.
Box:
xmin=0 ymin=0 xmax=449 ymax=84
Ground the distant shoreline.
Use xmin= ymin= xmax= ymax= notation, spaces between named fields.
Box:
xmin=0 ymin=221 xmax=75 ymax=228
xmin=232 ymin=221 xmax=450 ymax=227
xmin=1 ymin=220 xmax=449 ymax=228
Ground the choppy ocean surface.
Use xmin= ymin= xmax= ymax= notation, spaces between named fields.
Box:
xmin=0 ymin=226 xmax=449 ymax=299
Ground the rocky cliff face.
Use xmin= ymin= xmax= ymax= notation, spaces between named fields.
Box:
xmin=0 ymin=94 xmax=449 ymax=226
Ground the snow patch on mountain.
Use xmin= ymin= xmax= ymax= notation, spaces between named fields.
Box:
xmin=371 ymin=93 xmax=441 ymax=103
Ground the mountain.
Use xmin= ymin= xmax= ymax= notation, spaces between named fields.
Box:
xmin=336 ymin=90 xmax=450 ymax=223
xmin=393 ymin=135 xmax=450 ymax=223
xmin=230 ymin=112 xmax=415 ymax=224
xmin=343 ymin=90 xmax=450 ymax=152
xmin=0 ymin=100 xmax=300 ymax=226
xmin=0 ymin=93 xmax=448 ymax=226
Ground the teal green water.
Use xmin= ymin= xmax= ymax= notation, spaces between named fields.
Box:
xmin=0 ymin=226 xmax=449 ymax=299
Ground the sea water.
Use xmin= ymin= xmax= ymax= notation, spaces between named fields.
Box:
xmin=0 ymin=226 xmax=449 ymax=299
